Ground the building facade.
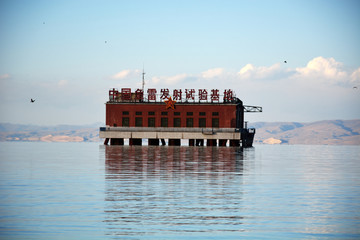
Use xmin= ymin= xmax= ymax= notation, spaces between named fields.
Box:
xmin=100 ymin=88 xmax=261 ymax=147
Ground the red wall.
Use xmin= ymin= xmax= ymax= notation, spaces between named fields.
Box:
xmin=106 ymin=103 xmax=237 ymax=128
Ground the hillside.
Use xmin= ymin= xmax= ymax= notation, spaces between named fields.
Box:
xmin=249 ymin=119 xmax=360 ymax=145
xmin=0 ymin=120 xmax=359 ymax=145
xmin=0 ymin=123 xmax=101 ymax=142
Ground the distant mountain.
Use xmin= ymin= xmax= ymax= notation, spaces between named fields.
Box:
xmin=249 ymin=119 xmax=360 ymax=145
xmin=0 ymin=120 xmax=359 ymax=145
xmin=0 ymin=122 xmax=102 ymax=132
xmin=0 ymin=123 xmax=103 ymax=142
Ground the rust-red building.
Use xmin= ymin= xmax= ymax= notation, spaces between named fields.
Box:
xmin=100 ymin=88 xmax=261 ymax=147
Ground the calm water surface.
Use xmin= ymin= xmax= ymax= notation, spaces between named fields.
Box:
xmin=0 ymin=142 xmax=359 ymax=239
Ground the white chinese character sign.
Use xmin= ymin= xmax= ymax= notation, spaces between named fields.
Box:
xmin=223 ymin=89 xmax=233 ymax=102
xmin=160 ymin=88 xmax=170 ymax=100
xmin=185 ymin=89 xmax=195 ymax=101
xmin=173 ymin=89 xmax=182 ymax=101
xmin=147 ymin=88 xmax=157 ymax=101
xmin=199 ymin=89 xmax=208 ymax=101
xmin=110 ymin=88 xmax=235 ymax=103
xmin=211 ymin=89 xmax=220 ymax=102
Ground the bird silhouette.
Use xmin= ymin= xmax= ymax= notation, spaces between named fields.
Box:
xmin=284 ymin=60 xmax=287 ymax=63
xmin=31 ymin=99 xmax=35 ymax=103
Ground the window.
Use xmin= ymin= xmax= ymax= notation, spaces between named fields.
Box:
xmin=212 ymin=118 xmax=219 ymax=128
xmin=199 ymin=118 xmax=206 ymax=128
xmin=161 ymin=112 xmax=168 ymax=116
xmin=161 ymin=118 xmax=168 ymax=127
xmin=212 ymin=112 xmax=219 ymax=116
xmin=174 ymin=112 xmax=180 ymax=116
xmin=148 ymin=112 xmax=155 ymax=115
xmin=187 ymin=112 xmax=193 ymax=116
xmin=186 ymin=118 xmax=193 ymax=127
xmin=174 ymin=118 xmax=181 ymax=127
xmin=199 ymin=112 xmax=206 ymax=116
xmin=148 ymin=117 xmax=155 ymax=127
xmin=122 ymin=117 xmax=129 ymax=127
xmin=135 ymin=117 xmax=143 ymax=127
xmin=136 ymin=112 xmax=142 ymax=115
xmin=123 ymin=111 xmax=129 ymax=115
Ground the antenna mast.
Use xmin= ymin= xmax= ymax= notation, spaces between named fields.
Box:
xmin=142 ymin=65 xmax=145 ymax=92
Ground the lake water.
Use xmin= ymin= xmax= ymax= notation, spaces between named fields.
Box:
xmin=0 ymin=142 xmax=359 ymax=239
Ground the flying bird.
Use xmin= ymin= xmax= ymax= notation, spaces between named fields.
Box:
xmin=31 ymin=99 xmax=35 ymax=103
xmin=284 ymin=60 xmax=287 ymax=63
xmin=354 ymin=86 xmax=358 ymax=89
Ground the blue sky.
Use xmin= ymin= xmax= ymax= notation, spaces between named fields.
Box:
xmin=1 ymin=0 xmax=359 ymax=125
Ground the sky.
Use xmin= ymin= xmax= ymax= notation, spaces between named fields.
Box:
xmin=0 ymin=0 xmax=360 ymax=125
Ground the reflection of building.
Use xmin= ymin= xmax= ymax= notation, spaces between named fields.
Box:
xmin=103 ymin=145 xmax=246 ymax=236
xmin=100 ymin=88 xmax=261 ymax=147
xmin=104 ymin=146 xmax=244 ymax=175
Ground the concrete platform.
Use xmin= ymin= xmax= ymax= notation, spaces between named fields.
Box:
xmin=99 ymin=127 xmax=240 ymax=140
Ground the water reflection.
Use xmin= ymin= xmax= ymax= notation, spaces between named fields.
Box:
xmin=105 ymin=146 xmax=245 ymax=176
xmin=103 ymin=146 xmax=248 ymax=237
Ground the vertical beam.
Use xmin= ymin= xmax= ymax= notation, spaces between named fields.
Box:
xmin=236 ymin=101 xmax=244 ymax=129
xmin=206 ymin=139 xmax=217 ymax=146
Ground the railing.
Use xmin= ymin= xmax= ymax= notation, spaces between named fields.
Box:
xmin=244 ymin=106 xmax=262 ymax=112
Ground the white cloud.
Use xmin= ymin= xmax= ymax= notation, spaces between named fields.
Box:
xmin=167 ymin=73 xmax=188 ymax=84
xmin=238 ymin=64 xmax=254 ymax=77
xmin=237 ymin=63 xmax=282 ymax=80
xmin=112 ymin=70 xmax=130 ymax=79
xmin=201 ymin=68 xmax=224 ymax=79
xmin=151 ymin=76 xmax=161 ymax=84
xmin=0 ymin=73 xmax=10 ymax=80
xmin=111 ymin=69 xmax=141 ymax=79
xmin=145 ymin=57 xmax=357 ymax=92
xmin=351 ymin=67 xmax=360 ymax=85
xmin=57 ymin=79 xmax=68 ymax=87
xmin=295 ymin=57 xmax=347 ymax=84
xmin=149 ymin=73 xmax=189 ymax=86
